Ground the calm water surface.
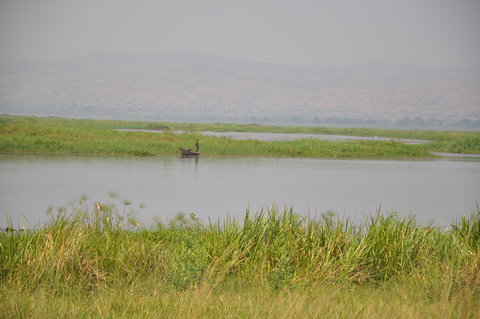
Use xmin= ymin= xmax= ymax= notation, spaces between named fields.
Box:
xmin=1 ymin=155 xmax=479 ymax=227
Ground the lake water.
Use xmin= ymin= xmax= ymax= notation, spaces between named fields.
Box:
xmin=1 ymin=154 xmax=479 ymax=228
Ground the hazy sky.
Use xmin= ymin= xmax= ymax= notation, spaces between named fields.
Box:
xmin=1 ymin=0 xmax=479 ymax=66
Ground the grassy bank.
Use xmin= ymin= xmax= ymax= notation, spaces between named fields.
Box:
xmin=1 ymin=198 xmax=479 ymax=318
xmin=2 ymin=115 xmax=479 ymax=158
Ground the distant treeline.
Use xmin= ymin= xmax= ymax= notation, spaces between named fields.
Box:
xmin=2 ymin=104 xmax=479 ymax=130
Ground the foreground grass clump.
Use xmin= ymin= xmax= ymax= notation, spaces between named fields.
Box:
xmin=3 ymin=115 xmax=479 ymax=158
xmin=1 ymin=198 xmax=479 ymax=318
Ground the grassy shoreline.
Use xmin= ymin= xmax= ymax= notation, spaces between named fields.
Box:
xmin=1 ymin=198 xmax=479 ymax=318
xmin=1 ymin=115 xmax=479 ymax=159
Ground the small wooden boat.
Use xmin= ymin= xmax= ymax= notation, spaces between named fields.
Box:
xmin=179 ymin=147 xmax=200 ymax=157
xmin=180 ymin=140 xmax=200 ymax=157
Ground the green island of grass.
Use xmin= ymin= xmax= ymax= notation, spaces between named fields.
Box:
xmin=1 ymin=196 xmax=479 ymax=318
xmin=1 ymin=115 xmax=479 ymax=158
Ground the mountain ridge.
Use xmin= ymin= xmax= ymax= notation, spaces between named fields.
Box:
xmin=1 ymin=52 xmax=479 ymax=128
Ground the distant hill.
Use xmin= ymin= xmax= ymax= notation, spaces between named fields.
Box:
xmin=1 ymin=52 xmax=479 ymax=129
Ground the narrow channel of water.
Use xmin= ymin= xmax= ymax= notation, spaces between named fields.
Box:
xmin=115 ymin=129 xmax=432 ymax=144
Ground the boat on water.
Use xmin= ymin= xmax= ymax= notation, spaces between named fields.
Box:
xmin=179 ymin=140 xmax=200 ymax=157
xmin=179 ymin=148 xmax=200 ymax=157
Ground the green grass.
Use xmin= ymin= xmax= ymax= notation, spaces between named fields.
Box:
xmin=1 ymin=282 xmax=478 ymax=318
xmin=1 ymin=197 xmax=479 ymax=318
xmin=423 ymin=136 xmax=480 ymax=154
xmin=5 ymin=115 xmax=478 ymax=159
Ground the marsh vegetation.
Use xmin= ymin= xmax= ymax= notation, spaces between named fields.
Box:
xmin=0 ymin=197 xmax=479 ymax=318
xmin=1 ymin=115 xmax=479 ymax=158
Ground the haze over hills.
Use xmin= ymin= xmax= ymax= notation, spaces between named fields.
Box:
xmin=1 ymin=52 xmax=479 ymax=129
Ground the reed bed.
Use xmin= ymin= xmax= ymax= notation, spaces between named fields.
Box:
xmin=1 ymin=198 xmax=479 ymax=318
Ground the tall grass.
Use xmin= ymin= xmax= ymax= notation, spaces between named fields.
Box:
xmin=1 ymin=281 xmax=479 ymax=318
xmin=424 ymin=136 xmax=480 ymax=154
xmin=1 ymin=198 xmax=479 ymax=317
